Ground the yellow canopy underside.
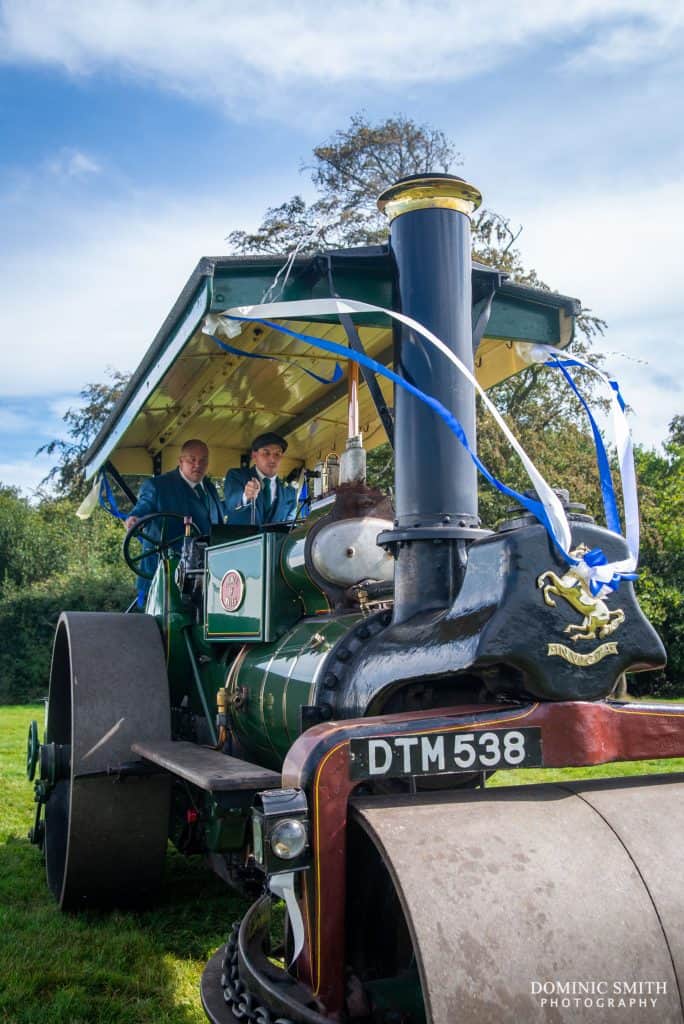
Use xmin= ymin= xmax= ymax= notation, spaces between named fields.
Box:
xmin=106 ymin=317 xmax=557 ymax=480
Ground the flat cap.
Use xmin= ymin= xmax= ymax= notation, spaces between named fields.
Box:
xmin=251 ymin=432 xmax=288 ymax=453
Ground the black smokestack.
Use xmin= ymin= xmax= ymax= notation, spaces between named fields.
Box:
xmin=377 ymin=174 xmax=484 ymax=623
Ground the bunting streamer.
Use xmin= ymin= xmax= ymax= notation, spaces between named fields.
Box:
xmin=98 ymin=471 xmax=128 ymax=521
xmin=202 ymin=317 xmax=343 ymax=385
xmin=517 ymin=343 xmax=639 ymax=596
xmin=77 ymin=470 xmax=129 ymax=521
xmin=211 ymin=298 xmax=638 ymax=597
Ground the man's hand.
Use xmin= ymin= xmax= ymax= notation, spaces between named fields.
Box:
xmin=125 ymin=515 xmax=139 ymax=531
xmin=244 ymin=478 xmax=261 ymax=502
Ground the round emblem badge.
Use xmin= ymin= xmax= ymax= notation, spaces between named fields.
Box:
xmin=220 ymin=569 xmax=245 ymax=612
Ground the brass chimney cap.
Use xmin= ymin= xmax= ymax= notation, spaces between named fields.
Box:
xmin=377 ymin=173 xmax=482 ymax=222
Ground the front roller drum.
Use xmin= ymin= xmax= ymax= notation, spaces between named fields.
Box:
xmin=43 ymin=611 xmax=172 ymax=910
xmin=351 ymin=773 xmax=684 ymax=1023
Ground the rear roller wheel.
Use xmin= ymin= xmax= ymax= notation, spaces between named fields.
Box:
xmin=42 ymin=611 xmax=172 ymax=910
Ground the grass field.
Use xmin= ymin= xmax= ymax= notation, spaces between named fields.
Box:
xmin=2 ymin=701 xmax=683 ymax=1023
xmin=0 ymin=705 xmax=249 ymax=1024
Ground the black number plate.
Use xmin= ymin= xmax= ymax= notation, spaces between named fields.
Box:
xmin=349 ymin=728 xmax=543 ymax=780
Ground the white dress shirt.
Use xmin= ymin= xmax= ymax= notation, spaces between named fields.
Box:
xmin=242 ymin=468 xmax=276 ymax=506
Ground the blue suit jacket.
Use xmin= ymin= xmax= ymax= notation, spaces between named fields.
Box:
xmin=223 ymin=467 xmax=297 ymax=526
xmin=129 ymin=469 xmax=223 ymax=587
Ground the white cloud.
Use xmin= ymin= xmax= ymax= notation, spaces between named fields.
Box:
xmin=566 ymin=11 xmax=684 ymax=69
xmin=0 ymin=187 xmax=268 ymax=397
xmin=45 ymin=148 xmax=101 ymax=180
xmin=510 ymin=176 xmax=684 ymax=322
xmin=0 ymin=401 xmax=73 ymax=437
xmin=503 ymin=177 xmax=684 ymax=448
xmin=0 ymin=0 xmax=680 ymax=109
xmin=0 ymin=451 xmax=55 ymax=496
xmin=49 ymin=396 xmax=81 ymax=420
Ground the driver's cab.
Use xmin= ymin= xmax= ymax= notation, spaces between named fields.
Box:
xmin=121 ymin=436 xmax=393 ymax=649
xmin=81 ymin=250 xmax=579 ymax=632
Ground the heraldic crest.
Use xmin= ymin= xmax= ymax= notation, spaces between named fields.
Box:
xmin=537 ymin=543 xmax=625 ymax=646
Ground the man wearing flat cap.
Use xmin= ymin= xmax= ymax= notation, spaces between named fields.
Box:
xmin=223 ymin=432 xmax=297 ymax=526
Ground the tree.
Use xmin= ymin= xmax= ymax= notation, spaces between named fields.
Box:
xmin=0 ymin=485 xmax=133 ymax=703
xmin=228 ymin=113 xmax=459 ymax=254
xmin=228 ymin=111 xmax=602 ymax=332
xmin=37 ymin=368 xmax=129 ymax=498
xmin=630 ymin=418 xmax=684 ymax=694
xmin=245 ymin=114 xmax=607 ymax=522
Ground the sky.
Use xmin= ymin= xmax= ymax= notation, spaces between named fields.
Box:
xmin=0 ymin=0 xmax=682 ymax=496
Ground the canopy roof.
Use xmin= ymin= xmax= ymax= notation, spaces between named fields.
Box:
xmin=84 ymin=247 xmax=580 ymax=481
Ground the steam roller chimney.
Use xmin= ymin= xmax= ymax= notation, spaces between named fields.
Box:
xmin=377 ymin=174 xmax=488 ymax=624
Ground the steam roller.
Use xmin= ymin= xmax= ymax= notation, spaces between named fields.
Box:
xmin=26 ymin=172 xmax=684 ymax=1023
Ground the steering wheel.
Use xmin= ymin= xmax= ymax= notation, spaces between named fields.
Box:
xmin=123 ymin=512 xmax=202 ymax=579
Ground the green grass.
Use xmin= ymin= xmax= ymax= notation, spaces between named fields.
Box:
xmin=2 ymin=702 xmax=683 ymax=1022
xmin=0 ymin=706 xmax=249 ymax=1024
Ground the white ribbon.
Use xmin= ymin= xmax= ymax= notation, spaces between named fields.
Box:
xmin=517 ymin=343 xmax=639 ymax=592
xmin=268 ymin=871 xmax=305 ymax=965
xmin=76 ymin=474 xmax=101 ymax=520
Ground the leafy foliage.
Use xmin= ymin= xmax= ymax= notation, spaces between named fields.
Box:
xmin=228 ymin=112 xmax=459 ymax=253
xmin=0 ymin=487 xmax=133 ymax=703
xmin=630 ymin=418 xmax=684 ymax=695
xmin=37 ymin=368 xmax=130 ymax=498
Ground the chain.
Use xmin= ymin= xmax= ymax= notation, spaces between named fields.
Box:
xmin=220 ymin=919 xmax=295 ymax=1024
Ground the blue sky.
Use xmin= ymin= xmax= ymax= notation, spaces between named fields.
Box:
xmin=0 ymin=0 xmax=682 ymax=495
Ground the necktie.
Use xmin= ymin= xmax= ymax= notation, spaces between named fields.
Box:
xmin=196 ymin=483 xmax=210 ymax=516
xmin=262 ymin=477 xmax=273 ymax=521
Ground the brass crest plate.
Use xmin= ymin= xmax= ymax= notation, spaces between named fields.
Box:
xmin=537 ymin=544 xmax=624 ymax=665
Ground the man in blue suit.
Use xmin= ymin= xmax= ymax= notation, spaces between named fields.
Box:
xmin=223 ymin=432 xmax=297 ymax=526
xmin=125 ymin=439 xmax=224 ymax=591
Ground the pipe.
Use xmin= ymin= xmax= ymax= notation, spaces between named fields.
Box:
xmin=377 ymin=174 xmax=483 ymax=622
xmin=182 ymin=628 xmax=218 ymax=745
xmin=347 ymin=362 xmax=359 ymax=438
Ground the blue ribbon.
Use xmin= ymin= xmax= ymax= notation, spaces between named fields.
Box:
xmin=298 ymin=477 xmax=310 ymax=519
xmin=221 ymin=314 xmax=571 ymax=564
xmin=545 ymin=358 xmax=621 ymax=536
xmin=210 ymin=334 xmax=343 ymax=386
xmin=543 ymin=356 xmax=642 ymax=591
xmin=98 ymin=471 xmax=128 ymax=521
xmin=583 ymin=546 xmax=637 ymax=596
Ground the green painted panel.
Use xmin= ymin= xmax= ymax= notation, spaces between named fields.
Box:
xmin=486 ymin=293 xmax=560 ymax=343
xmin=205 ymin=533 xmax=301 ymax=642
xmin=212 ymin=267 xmax=564 ymax=343
xmin=205 ymin=535 xmax=266 ymax=639
xmin=210 ymin=267 xmax=392 ymax=327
